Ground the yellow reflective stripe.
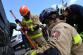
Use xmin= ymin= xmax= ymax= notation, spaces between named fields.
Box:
xmin=31 ymin=50 xmax=37 ymax=55
xmin=22 ymin=19 xmax=32 ymax=24
xmin=23 ymin=18 xmax=34 ymax=31
xmin=31 ymin=33 xmax=43 ymax=39
xmin=23 ymin=19 xmax=32 ymax=24
xmin=27 ymin=19 xmax=32 ymax=23
xmin=73 ymin=34 xmax=82 ymax=44
xmin=30 ymin=25 xmax=34 ymax=31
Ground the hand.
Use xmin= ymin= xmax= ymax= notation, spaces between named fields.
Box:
xmin=15 ymin=19 xmax=20 ymax=23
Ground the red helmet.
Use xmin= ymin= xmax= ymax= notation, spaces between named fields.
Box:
xmin=19 ymin=5 xmax=30 ymax=16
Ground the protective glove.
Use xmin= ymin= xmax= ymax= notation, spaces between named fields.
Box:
xmin=33 ymin=25 xmax=39 ymax=30
xmin=15 ymin=19 xmax=20 ymax=23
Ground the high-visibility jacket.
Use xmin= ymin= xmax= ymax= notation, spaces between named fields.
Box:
xmin=22 ymin=18 xmax=43 ymax=40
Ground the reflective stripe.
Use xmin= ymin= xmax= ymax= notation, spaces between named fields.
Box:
xmin=26 ymin=19 xmax=32 ymax=23
xmin=30 ymin=25 xmax=34 ymax=31
xmin=23 ymin=18 xmax=34 ymax=31
xmin=31 ymin=50 xmax=37 ymax=55
xmin=31 ymin=33 xmax=43 ymax=39
xmin=73 ymin=34 xmax=82 ymax=44
xmin=23 ymin=19 xmax=33 ymax=24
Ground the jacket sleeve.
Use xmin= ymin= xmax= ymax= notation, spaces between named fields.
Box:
xmin=70 ymin=26 xmax=82 ymax=44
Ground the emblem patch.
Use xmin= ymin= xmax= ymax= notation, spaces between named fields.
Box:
xmin=52 ymin=31 xmax=60 ymax=40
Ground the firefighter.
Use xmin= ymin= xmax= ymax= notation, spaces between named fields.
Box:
xmin=15 ymin=5 xmax=47 ymax=48
xmin=39 ymin=8 xmax=83 ymax=55
xmin=25 ymin=7 xmax=83 ymax=55
xmin=62 ymin=4 xmax=83 ymax=36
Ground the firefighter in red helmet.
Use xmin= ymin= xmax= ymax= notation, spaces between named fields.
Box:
xmin=16 ymin=5 xmax=47 ymax=50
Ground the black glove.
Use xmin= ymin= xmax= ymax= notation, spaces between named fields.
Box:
xmin=15 ymin=19 xmax=20 ymax=23
xmin=33 ymin=25 xmax=39 ymax=30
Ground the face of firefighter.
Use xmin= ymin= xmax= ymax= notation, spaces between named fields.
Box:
xmin=48 ymin=19 xmax=55 ymax=25
xmin=50 ymin=14 xmax=57 ymax=19
xmin=23 ymin=12 xmax=30 ymax=20
xmin=43 ymin=13 xmax=58 ymax=27
xmin=48 ymin=14 xmax=57 ymax=25
xmin=62 ymin=11 xmax=69 ymax=17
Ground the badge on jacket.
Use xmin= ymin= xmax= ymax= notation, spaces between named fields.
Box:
xmin=52 ymin=31 xmax=60 ymax=40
